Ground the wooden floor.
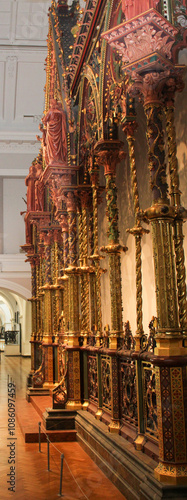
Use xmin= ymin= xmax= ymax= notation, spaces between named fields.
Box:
xmin=0 ymin=353 xmax=126 ymax=500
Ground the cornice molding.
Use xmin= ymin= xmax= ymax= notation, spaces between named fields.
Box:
xmin=0 ymin=140 xmax=40 ymax=154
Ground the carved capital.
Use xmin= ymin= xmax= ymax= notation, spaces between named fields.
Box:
xmin=122 ymin=119 xmax=138 ymax=138
xmin=133 ymin=71 xmax=170 ymax=106
xmin=94 ymin=140 xmax=125 ymax=176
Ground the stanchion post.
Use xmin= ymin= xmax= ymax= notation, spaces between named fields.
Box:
xmin=47 ymin=435 xmax=50 ymax=471
xmin=59 ymin=453 xmax=64 ymax=497
xmin=38 ymin=422 xmax=41 ymax=452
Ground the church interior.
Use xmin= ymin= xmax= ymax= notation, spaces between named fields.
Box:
xmin=0 ymin=1 xmax=187 ymax=499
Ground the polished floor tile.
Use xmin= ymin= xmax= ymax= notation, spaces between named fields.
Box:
xmin=0 ymin=353 xmax=126 ymax=500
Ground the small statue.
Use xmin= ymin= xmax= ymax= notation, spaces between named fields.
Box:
xmin=25 ymin=163 xmax=37 ymax=211
xmin=42 ymin=99 xmax=67 ymax=165
xmin=35 ymin=180 xmax=44 ymax=211
xmin=37 ymin=123 xmax=49 ymax=166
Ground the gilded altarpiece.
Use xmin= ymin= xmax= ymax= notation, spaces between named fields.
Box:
xmin=23 ymin=0 xmax=187 ymax=492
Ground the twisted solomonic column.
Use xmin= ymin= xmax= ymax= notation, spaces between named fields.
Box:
xmin=65 ymin=191 xmax=80 ymax=348
xmin=79 ymin=191 xmax=91 ymax=345
xmin=136 ymin=70 xmax=187 ymax=484
xmin=94 ymin=140 xmax=127 ymax=349
xmin=163 ymin=75 xmax=187 ymax=342
xmin=89 ymin=163 xmax=103 ymax=346
xmin=122 ymin=118 xmax=149 ymax=351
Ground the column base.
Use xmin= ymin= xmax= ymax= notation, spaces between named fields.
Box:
xmin=42 ymin=336 xmax=53 ymax=344
xmin=154 ymin=462 xmax=187 ymax=485
xmin=95 ymin=409 xmax=102 ymax=420
xmin=43 ymin=381 xmax=54 ymax=389
xmin=134 ymin=434 xmax=146 ymax=451
xmin=108 ymin=420 xmax=121 ymax=434
xmin=82 ymin=401 xmax=89 ymax=411
xmin=68 ymin=335 xmax=80 ymax=348
xmin=155 ymin=336 xmax=186 ymax=356
xmin=135 ymin=334 xmax=142 ymax=352
xmin=66 ymin=400 xmax=82 ymax=411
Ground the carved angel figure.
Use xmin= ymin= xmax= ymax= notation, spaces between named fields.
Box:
xmin=42 ymin=99 xmax=67 ymax=165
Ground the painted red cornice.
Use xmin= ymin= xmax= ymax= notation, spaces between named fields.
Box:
xmin=70 ymin=0 xmax=105 ymax=96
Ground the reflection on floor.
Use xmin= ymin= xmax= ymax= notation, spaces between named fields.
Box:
xmin=0 ymin=353 xmax=126 ymax=500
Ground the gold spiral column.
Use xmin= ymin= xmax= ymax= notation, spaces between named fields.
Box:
xmin=141 ymin=77 xmax=183 ymax=354
xmin=123 ymin=115 xmax=149 ymax=451
xmin=29 ymin=257 xmax=37 ymax=372
xmin=80 ymin=192 xmax=90 ymax=346
xmin=89 ymin=162 xmax=103 ymax=346
xmin=65 ymin=191 xmax=81 ymax=411
xmin=95 ymin=140 xmax=127 ymax=350
xmin=57 ymin=213 xmax=69 ymax=343
xmin=122 ymin=118 xmax=149 ymax=351
xmin=52 ymin=229 xmax=61 ymax=342
xmin=94 ymin=139 xmax=126 ymax=434
xmin=163 ymin=77 xmax=187 ymax=341
xmin=139 ymin=73 xmax=187 ymax=484
xmin=42 ymin=231 xmax=54 ymax=387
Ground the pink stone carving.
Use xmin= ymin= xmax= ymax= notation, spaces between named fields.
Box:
xmin=35 ymin=180 xmax=44 ymax=211
xmin=37 ymin=123 xmax=49 ymax=166
xmin=122 ymin=0 xmax=160 ymax=20
xmin=42 ymin=100 xmax=67 ymax=165
xmin=116 ymin=25 xmax=174 ymax=63
xmin=25 ymin=164 xmax=37 ymax=211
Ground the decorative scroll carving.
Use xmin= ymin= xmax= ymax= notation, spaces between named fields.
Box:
xmin=147 ymin=316 xmax=157 ymax=352
xmin=33 ymin=349 xmax=45 ymax=387
xmin=142 ymin=361 xmax=157 ymax=438
xmin=120 ymin=357 xmax=137 ymax=426
xmin=52 ymin=345 xmax=67 ymax=407
xmin=123 ymin=321 xmax=135 ymax=350
xmin=113 ymin=25 xmax=174 ymax=64
xmin=88 ymin=354 xmax=98 ymax=403
xmin=101 ymin=355 xmax=111 ymax=412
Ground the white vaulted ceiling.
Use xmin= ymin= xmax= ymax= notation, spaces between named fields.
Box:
xmin=0 ymin=0 xmax=85 ymax=174
xmin=0 ymin=0 xmax=51 ymax=175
